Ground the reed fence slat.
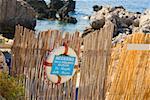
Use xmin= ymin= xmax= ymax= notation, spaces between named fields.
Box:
xmin=78 ymin=21 xmax=114 ymax=100
xmin=106 ymin=33 xmax=150 ymax=100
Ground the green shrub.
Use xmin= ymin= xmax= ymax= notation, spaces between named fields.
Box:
xmin=0 ymin=73 xmax=24 ymax=100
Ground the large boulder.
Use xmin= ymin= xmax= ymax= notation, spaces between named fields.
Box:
xmin=16 ymin=0 xmax=36 ymax=29
xmin=0 ymin=0 xmax=17 ymax=35
xmin=0 ymin=0 xmax=36 ymax=39
xmin=91 ymin=18 xmax=105 ymax=29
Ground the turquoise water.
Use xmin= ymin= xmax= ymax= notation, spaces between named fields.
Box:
xmin=35 ymin=0 xmax=150 ymax=33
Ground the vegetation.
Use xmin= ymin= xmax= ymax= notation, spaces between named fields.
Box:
xmin=0 ymin=73 xmax=24 ymax=100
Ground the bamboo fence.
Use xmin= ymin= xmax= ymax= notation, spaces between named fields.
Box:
xmin=10 ymin=23 xmax=149 ymax=100
xmin=11 ymin=25 xmax=81 ymax=100
xmin=78 ymin=21 xmax=114 ymax=100
xmin=106 ymin=33 xmax=150 ymax=100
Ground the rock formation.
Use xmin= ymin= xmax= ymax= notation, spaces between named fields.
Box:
xmin=83 ymin=5 xmax=150 ymax=45
xmin=0 ymin=0 xmax=17 ymax=35
xmin=25 ymin=0 xmax=49 ymax=19
xmin=49 ymin=0 xmax=77 ymax=23
xmin=83 ymin=6 xmax=145 ymax=38
xmin=0 ymin=0 xmax=36 ymax=39
xmin=16 ymin=0 xmax=36 ymax=30
xmin=25 ymin=0 xmax=77 ymax=23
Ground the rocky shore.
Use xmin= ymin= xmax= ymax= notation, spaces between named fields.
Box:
xmin=0 ymin=0 xmax=149 ymax=41
xmin=82 ymin=5 xmax=150 ymax=43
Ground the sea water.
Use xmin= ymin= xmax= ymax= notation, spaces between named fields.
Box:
xmin=35 ymin=0 xmax=150 ymax=33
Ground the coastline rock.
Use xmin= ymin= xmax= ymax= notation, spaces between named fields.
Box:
xmin=56 ymin=0 xmax=77 ymax=24
xmin=86 ymin=5 xmax=150 ymax=45
xmin=110 ymin=6 xmax=125 ymax=12
xmin=48 ymin=9 xmax=57 ymax=20
xmin=60 ymin=15 xmax=77 ymax=24
xmin=65 ymin=16 xmax=77 ymax=24
xmin=90 ymin=6 xmax=110 ymax=22
xmin=26 ymin=0 xmax=50 ymax=19
xmin=49 ymin=0 xmax=64 ymax=10
xmin=26 ymin=0 xmax=77 ymax=23
xmin=121 ymin=18 xmax=133 ymax=27
xmin=84 ymin=5 xmax=146 ymax=37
